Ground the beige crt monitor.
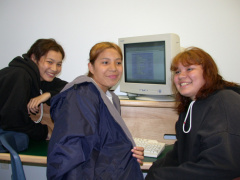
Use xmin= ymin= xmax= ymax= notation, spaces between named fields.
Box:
xmin=118 ymin=33 xmax=180 ymax=101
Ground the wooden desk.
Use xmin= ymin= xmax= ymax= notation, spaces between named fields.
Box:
xmin=0 ymin=140 xmax=48 ymax=165
xmin=0 ymin=140 xmax=173 ymax=170
xmin=0 ymin=100 xmax=178 ymax=170
xmin=120 ymin=100 xmax=178 ymax=144
xmin=33 ymin=100 xmax=179 ymax=144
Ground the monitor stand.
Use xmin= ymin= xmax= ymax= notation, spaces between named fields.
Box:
xmin=134 ymin=95 xmax=175 ymax=102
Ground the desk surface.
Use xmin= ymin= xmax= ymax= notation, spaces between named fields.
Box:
xmin=0 ymin=139 xmax=173 ymax=170
xmin=0 ymin=140 xmax=48 ymax=165
xmin=1 ymin=100 xmax=176 ymax=169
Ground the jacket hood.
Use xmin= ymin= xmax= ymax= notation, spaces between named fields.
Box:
xmin=9 ymin=54 xmax=40 ymax=92
xmin=225 ymin=85 xmax=240 ymax=95
xmin=50 ymin=75 xmax=135 ymax=146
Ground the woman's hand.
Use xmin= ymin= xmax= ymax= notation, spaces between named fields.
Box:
xmin=27 ymin=92 xmax=51 ymax=114
xmin=132 ymin=146 xmax=144 ymax=165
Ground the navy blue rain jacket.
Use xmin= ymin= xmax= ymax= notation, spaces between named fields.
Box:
xmin=47 ymin=76 xmax=143 ymax=180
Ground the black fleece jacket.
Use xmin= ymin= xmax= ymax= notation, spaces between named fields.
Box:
xmin=0 ymin=54 xmax=67 ymax=140
xmin=146 ymin=87 xmax=240 ymax=180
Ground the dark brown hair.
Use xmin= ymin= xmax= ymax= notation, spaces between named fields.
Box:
xmin=171 ymin=47 xmax=238 ymax=114
xmin=87 ymin=42 xmax=122 ymax=77
xmin=26 ymin=38 xmax=65 ymax=61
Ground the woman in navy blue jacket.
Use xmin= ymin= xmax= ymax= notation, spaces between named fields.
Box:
xmin=47 ymin=42 xmax=144 ymax=179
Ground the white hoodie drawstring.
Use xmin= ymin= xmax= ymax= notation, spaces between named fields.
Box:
xmin=34 ymin=89 xmax=43 ymax=123
xmin=183 ymin=101 xmax=195 ymax=133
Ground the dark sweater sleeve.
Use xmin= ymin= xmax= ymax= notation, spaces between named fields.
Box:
xmin=0 ymin=70 xmax=48 ymax=140
xmin=41 ymin=77 xmax=67 ymax=105
xmin=148 ymin=141 xmax=179 ymax=168
xmin=146 ymin=133 xmax=240 ymax=180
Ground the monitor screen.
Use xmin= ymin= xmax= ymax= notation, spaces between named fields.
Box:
xmin=118 ymin=33 xmax=180 ymax=101
xmin=124 ymin=41 xmax=166 ymax=84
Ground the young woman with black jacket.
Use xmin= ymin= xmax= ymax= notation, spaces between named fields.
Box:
xmin=146 ymin=47 xmax=240 ymax=180
xmin=0 ymin=39 xmax=67 ymax=141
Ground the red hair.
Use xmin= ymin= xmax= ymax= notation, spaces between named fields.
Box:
xmin=171 ymin=47 xmax=237 ymax=114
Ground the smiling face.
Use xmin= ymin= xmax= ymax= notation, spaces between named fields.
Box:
xmin=173 ymin=63 xmax=206 ymax=100
xmin=88 ymin=48 xmax=123 ymax=93
xmin=33 ymin=50 xmax=63 ymax=82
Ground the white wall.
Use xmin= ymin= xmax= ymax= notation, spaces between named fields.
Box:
xmin=1 ymin=0 xmax=240 ymax=95
xmin=0 ymin=0 xmax=240 ymax=178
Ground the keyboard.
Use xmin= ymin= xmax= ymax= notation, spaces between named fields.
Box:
xmin=133 ymin=137 xmax=165 ymax=158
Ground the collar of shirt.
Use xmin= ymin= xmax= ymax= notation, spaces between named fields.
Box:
xmin=106 ymin=90 xmax=113 ymax=104
xmin=90 ymin=77 xmax=113 ymax=104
